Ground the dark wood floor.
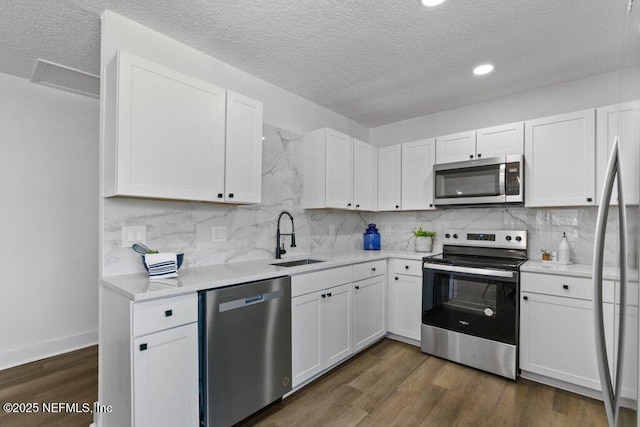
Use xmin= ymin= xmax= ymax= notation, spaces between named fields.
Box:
xmin=246 ymin=339 xmax=608 ymax=427
xmin=0 ymin=339 xmax=608 ymax=427
xmin=0 ymin=345 xmax=97 ymax=427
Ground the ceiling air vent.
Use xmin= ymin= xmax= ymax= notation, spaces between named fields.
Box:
xmin=30 ymin=58 xmax=99 ymax=98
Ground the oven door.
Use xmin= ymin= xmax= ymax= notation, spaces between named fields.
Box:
xmin=422 ymin=263 xmax=518 ymax=345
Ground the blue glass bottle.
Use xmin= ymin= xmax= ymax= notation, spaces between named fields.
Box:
xmin=363 ymin=223 xmax=381 ymax=250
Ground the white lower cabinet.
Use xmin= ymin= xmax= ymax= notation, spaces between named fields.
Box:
xmin=520 ymin=291 xmax=614 ymax=390
xmin=292 ymin=282 xmax=353 ymax=387
xmin=388 ymin=259 xmax=422 ymax=341
xmin=133 ymin=323 xmax=199 ymax=427
xmin=353 ymin=273 xmax=386 ymax=352
xmin=100 ymin=290 xmax=199 ymax=427
xmin=519 ymin=272 xmax=616 ymax=392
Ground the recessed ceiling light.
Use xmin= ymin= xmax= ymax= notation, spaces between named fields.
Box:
xmin=473 ymin=63 xmax=494 ymax=76
xmin=420 ymin=0 xmax=446 ymax=7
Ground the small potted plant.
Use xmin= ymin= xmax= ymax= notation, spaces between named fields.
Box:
xmin=414 ymin=228 xmax=436 ymax=252
xmin=541 ymin=249 xmax=552 ymax=261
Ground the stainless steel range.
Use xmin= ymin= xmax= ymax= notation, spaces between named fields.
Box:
xmin=421 ymin=229 xmax=527 ymax=379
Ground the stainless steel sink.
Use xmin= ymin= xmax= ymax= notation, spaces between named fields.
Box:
xmin=270 ymin=259 xmax=325 ymax=267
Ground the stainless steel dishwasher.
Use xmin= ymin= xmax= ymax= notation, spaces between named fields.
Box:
xmin=199 ymin=276 xmax=291 ymax=427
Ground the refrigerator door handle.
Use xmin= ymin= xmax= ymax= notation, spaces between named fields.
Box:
xmin=593 ymin=136 xmax=627 ymax=426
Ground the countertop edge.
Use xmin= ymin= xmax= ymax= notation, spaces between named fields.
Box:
xmin=100 ymin=250 xmax=430 ymax=302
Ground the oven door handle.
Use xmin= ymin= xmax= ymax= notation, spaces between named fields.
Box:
xmin=423 ymin=263 xmax=516 ymax=279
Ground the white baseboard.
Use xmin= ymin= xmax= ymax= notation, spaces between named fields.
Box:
xmin=0 ymin=330 xmax=98 ymax=371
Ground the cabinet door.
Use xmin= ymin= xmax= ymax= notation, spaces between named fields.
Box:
xmin=113 ymin=51 xmax=226 ymax=202
xmin=378 ymin=145 xmax=402 ymax=211
xmin=525 ymin=109 xmax=596 ymax=207
xmin=519 ymin=292 xmax=613 ymax=390
xmin=596 ymin=101 xmax=640 ymax=206
xmin=393 ymin=274 xmax=422 ymax=341
xmin=353 ymin=276 xmax=386 ymax=352
xmin=352 ymin=139 xmax=378 ymax=211
xmin=292 ymin=291 xmax=324 ymax=387
xmin=435 ymin=131 xmax=476 ymax=164
xmin=476 ymin=122 xmax=524 ymax=159
xmin=133 ymin=323 xmax=199 ymax=427
xmin=401 ymin=138 xmax=436 ymax=210
xmin=324 ymin=284 xmax=353 ymax=368
xmin=325 ymin=130 xmax=353 ymax=209
xmin=225 ymin=91 xmax=263 ymax=204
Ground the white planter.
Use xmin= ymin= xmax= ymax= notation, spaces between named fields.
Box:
xmin=415 ymin=236 xmax=433 ymax=252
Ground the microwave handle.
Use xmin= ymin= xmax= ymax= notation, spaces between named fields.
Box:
xmin=499 ymin=163 xmax=506 ymax=196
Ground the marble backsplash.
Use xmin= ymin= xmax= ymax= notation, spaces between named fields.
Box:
xmin=102 ymin=124 xmax=638 ymax=277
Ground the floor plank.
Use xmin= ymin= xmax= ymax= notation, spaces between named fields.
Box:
xmin=0 ymin=346 xmax=97 ymax=427
xmin=0 ymin=339 xmax=610 ymax=427
xmin=249 ymin=339 xmax=609 ymax=427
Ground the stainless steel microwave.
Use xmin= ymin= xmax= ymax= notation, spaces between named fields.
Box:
xmin=433 ymin=154 xmax=524 ymax=206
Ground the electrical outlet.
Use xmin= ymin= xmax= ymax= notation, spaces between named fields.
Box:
xmin=329 ymin=224 xmax=335 ymax=236
xmin=212 ymin=226 xmax=227 ymax=242
xmin=384 ymin=226 xmax=392 ymax=235
xmin=122 ymin=226 xmax=146 ymax=247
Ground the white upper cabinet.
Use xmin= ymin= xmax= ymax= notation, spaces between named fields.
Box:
xmin=525 ymin=109 xmax=596 ymax=207
xmin=353 ymin=139 xmax=378 ymax=211
xmin=377 ymin=145 xmax=402 ymax=211
xmin=401 ymin=138 xmax=436 ymax=210
xmin=476 ymin=122 xmax=524 ymax=159
xmin=435 ymin=131 xmax=476 ymax=164
xmin=436 ymin=124 xmax=524 ymax=164
xmin=303 ymin=128 xmax=378 ymax=211
xmin=103 ymin=50 xmax=262 ymax=204
xmin=224 ymin=91 xmax=264 ymax=204
xmin=596 ymin=101 xmax=640 ymax=206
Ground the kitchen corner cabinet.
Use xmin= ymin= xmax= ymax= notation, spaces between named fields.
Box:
xmin=377 ymin=145 xmax=402 ymax=211
xmin=596 ymin=101 xmax=640 ymax=206
xmin=435 ymin=123 xmax=524 ymax=165
xmin=353 ymin=260 xmax=387 ymax=351
xmin=99 ymin=289 xmax=199 ymax=427
xmin=387 ymin=259 xmax=423 ymax=341
xmin=303 ymin=128 xmax=377 ymax=211
xmin=103 ymin=50 xmax=263 ymax=204
xmin=291 ymin=267 xmax=353 ymax=387
xmin=401 ymin=139 xmax=436 ymax=210
xmin=524 ymin=109 xmax=596 ymax=207
xmin=353 ymin=139 xmax=378 ymax=211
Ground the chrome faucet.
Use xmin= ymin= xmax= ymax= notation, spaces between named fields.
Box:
xmin=275 ymin=211 xmax=296 ymax=259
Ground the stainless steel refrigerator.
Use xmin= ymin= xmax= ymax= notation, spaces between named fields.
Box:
xmin=592 ymin=3 xmax=640 ymax=425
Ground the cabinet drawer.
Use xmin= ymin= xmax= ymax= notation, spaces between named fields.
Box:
xmin=292 ymin=266 xmax=352 ymax=297
xmin=133 ymin=293 xmax=198 ymax=337
xmin=521 ymin=273 xmax=614 ymax=302
xmin=353 ymin=260 xmax=387 ymax=282
xmin=393 ymin=259 xmax=423 ymax=277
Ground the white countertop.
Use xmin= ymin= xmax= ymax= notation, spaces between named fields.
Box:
xmin=521 ymin=260 xmax=639 ymax=282
xmin=100 ymin=250 xmax=432 ymax=302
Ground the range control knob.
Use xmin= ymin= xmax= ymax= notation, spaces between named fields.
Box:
xmin=453 ymin=234 xmax=458 ymax=239
xmin=445 ymin=233 xmax=451 ymax=239
xmin=506 ymin=236 xmax=512 ymax=241
xmin=515 ymin=236 xmax=522 ymax=242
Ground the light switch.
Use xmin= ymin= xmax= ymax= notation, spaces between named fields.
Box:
xmin=122 ymin=226 xmax=147 ymax=247
xmin=212 ymin=226 xmax=227 ymax=242
xmin=384 ymin=226 xmax=392 ymax=235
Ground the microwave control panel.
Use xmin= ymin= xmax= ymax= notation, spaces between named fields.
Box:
xmin=505 ymin=161 xmax=521 ymax=195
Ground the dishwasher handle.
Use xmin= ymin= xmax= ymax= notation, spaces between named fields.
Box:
xmin=219 ymin=289 xmax=284 ymax=313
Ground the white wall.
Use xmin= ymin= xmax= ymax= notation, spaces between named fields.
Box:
xmin=100 ymin=11 xmax=368 ymax=140
xmin=0 ymin=73 xmax=99 ymax=370
xmin=370 ymin=66 xmax=640 ymax=146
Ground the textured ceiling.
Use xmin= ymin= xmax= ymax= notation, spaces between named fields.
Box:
xmin=0 ymin=0 xmax=636 ymax=127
